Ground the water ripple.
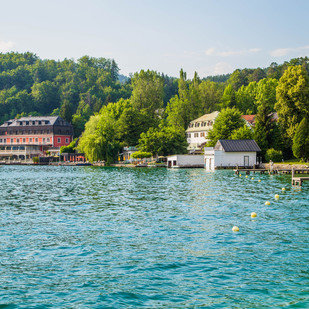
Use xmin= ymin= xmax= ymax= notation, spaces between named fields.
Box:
xmin=0 ymin=166 xmax=308 ymax=308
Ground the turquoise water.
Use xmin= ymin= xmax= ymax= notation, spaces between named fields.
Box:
xmin=0 ymin=166 xmax=308 ymax=308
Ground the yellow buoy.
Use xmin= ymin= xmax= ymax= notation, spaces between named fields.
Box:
xmin=275 ymin=194 xmax=279 ymax=200
xmin=258 ymin=179 xmax=261 ymax=182
xmin=232 ymin=226 xmax=239 ymax=232
xmin=239 ymin=174 xmax=242 ymax=177
xmin=251 ymin=212 xmax=257 ymax=218
xmin=251 ymin=177 xmax=254 ymax=180
xmin=282 ymin=187 xmax=286 ymax=191
xmin=265 ymin=201 xmax=271 ymax=205
xmin=245 ymin=175 xmax=248 ymax=178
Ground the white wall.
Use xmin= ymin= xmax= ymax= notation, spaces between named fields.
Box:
xmin=214 ymin=151 xmax=257 ymax=167
xmin=167 ymin=155 xmax=204 ymax=167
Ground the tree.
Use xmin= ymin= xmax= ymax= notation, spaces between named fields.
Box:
xmin=207 ymin=107 xmax=245 ymax=146
xmin=138 ymin=126 xmax=187 ymax=156
xmin=130 ymin=70 xmax=164 ymax=117
xmin=220 ymin=84 xmax=236 ymax=109
xmin=254 ymin=78 xmax=279 ymax=157
xmin=275 ymin=65 xmax=309 ymax=142
xmin=230 ymin=125 xmax=253 ymax=140
xmin=292 ymin=117 xmax=309 ymax=161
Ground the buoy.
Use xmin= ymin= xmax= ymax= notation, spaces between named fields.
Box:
xmin=265 ymin=201 xmax=271 ymax=205
xmin=282 ymin=187 xmax=286 ymax=191
xmin=258 ymin=179 xmax=261 ymax=182
xmin=245 ymin=175 xmax=248 ymax=178
xmin=251 ymin=177 xmax=254 ymax=180
xmin=239 ymin=174 xmax=242 ymax=177
xmin=232 ymin=226 xmax=239 ymax=232
xmin=275 ymin=194 xmax=279 ymax=200
xmin=251 ymin=212 xmax=257 ymax=218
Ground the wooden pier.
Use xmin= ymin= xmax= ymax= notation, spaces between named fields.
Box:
xmin=292 ymin=168 xmax=309 ymax=186
xmin=234 ymin=167 xmax=309 ymax=186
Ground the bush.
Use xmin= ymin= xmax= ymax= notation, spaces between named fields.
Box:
xmin=265 ymin=148 xmax=283 ymax=162
xmin=32 ymin=156 xmax=39 ymax=163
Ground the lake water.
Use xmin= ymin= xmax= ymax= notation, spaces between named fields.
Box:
xmin=0 ymin=166 xmax=308 ymax=308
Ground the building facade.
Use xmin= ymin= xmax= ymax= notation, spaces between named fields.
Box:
xmin=0 ymin=116 xmax=73 ymax=159
xmin=204 ymin=139 xmax=261 ymax=170
xmin=186 ymin=111 xmax=219 ymax=153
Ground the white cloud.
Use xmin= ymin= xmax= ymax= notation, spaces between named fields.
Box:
xmin=218 ymin=48 xmax=261 ymax=57
xmin=270 ymin=48 xmax=291 ymax=57
xmin=214 ymin=62 xmax=233 ymax=75
xmin=203 ymin=47 xmax=261 ymax=57
xmin=0 ymin=41 xmax=15 ymax=52
xmin=205 ymin=48 xmax=216 ymax=56
xmin=270 ymin=45 xmax=309 ymax=57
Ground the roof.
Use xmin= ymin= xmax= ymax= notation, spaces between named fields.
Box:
xmin=190 ymin=111 xmax=220 ymax=123
xmin=0 ymin=116 xmax=71 ymax=127
xmin=241 ymin=115 xmax=256 ymax=123
xmin=215 ymin=139 xmax=261 ymax=152
xmin=186 ymin=111 xmax=220 ymax=133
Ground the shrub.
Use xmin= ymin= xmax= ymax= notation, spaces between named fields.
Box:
xmin=265 ymin=148 xmax=283 ymax=162
xmin=32 ymin=156 xmax=39 ymax=163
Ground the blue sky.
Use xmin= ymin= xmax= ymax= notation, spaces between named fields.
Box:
xmin=1 ymin=0 xmax=309 ymax=78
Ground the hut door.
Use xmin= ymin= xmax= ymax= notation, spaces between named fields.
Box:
xmin=244 ymin=156 xmax=249 ymax=167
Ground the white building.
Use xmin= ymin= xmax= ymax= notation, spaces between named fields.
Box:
xmin=204 ymin=139 xmax=261 ymax=170
xmin=186 ymin=111 xmax=219 ymax=153
xmin=167 ymin=155 xmax=204 ymax=168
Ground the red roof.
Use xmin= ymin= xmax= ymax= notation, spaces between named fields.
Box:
xmin=241 ymin=115 xmax=256 ymax=124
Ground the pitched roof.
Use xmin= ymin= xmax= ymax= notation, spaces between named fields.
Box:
xmin=1 ymin=116 xmax=71 ymax=127
xmin=215 ymin=139 xmax=261 ymax=152
xmin=241 ymin=115 xmax=256 ymax=124
xmin=190 ymin=111 xmax=220 ymax=123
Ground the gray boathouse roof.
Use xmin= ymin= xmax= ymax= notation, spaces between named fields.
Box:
xmin=215 ymin=139 xmax=261 ymax=152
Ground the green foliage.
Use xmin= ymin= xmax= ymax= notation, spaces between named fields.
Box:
xmin=60 ymin=139 xmax=77 ymax=154
xmin=32 ymin=156 xmax=39 ymax=163
xmin=131 ymin=70 xmax=164 ymax=116
xmin=207 ymin=107 xmax=245 ymax=146
xmin=138 ymin=126 xmax=188 ymax=156
xmin=230 ymin=125 xmax=253 ymax=140
xmin=292 ymin=117 xmax=309 ymax=161
xmin=265 ymin=148 xmax=283 ymax=162
xmin=275 ymin=65 xmax=309 ymax=142
xmin=131 ymin=151 xmax=152 ymax=159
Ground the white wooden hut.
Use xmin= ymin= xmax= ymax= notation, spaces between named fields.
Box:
xmin=204 ymin=139 xmax=261 ymax=170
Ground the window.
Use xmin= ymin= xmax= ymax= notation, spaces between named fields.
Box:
xmin=23 ymin=138 xmax=26 ymax=143
xmin=30 ymin=138 xmax=33 ymax=142
xmin=0 ymin=139 xmax=2 ymax=143
xmin=47 ymin=129 xmax=50 ymax=134
xmin=200 ymin=132 xmax=205 ymax=137
xmin=194 ymin=133 xmax=199 ymax=138
xmin=47 ymin=137 xmax=50 ymax=142
xmin=10 ymin=139 xmax=13 ymax=143
xmin=16 ymin=139 xmax=19 ymax=143
xmin=4 ymin=139 xmax=6 ymax=143
xmin=65 ymin=138 xmax=69 ymax=143
xmin=35 ymin=138 xmax=38 ymax=143
xmin=32 ymin=121 xmax=35 ymax=125
xmin=57 ymin=138 xmax=61 ymax=143
xmin=26 ymin=121 xmax=29 ymax=125
xmin=186 ymin=133 xmax=191 ymax=138
xmin=29 ymin=130 xmax=32 ymax=134
xmin=38 ymin=121 xmax=41 ymax=125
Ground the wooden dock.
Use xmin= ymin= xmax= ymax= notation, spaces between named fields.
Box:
xmin=292 ymin=168 xmax=309 ymax=186
xmin=234 ymin=167 xmax=309 ymax=186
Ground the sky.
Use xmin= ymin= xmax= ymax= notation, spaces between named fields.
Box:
xmin=1 ymin=0 xmax=309 ymax=78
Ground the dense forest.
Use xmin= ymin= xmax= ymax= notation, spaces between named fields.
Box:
xmin=1 ymin=52 xmax=309 ymax=162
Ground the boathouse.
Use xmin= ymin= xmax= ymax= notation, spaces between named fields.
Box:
xmin=204 ymin=139 xmax=261 ymax=170
xmin=167 ymin=154 xmax=204 ymax=168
